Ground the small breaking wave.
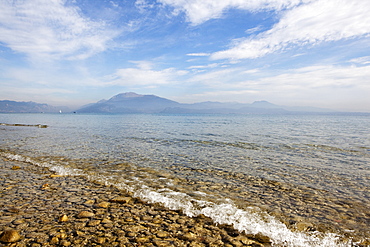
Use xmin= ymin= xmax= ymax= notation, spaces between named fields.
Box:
xmin=1 ymin=151 xmax=351 ymax=247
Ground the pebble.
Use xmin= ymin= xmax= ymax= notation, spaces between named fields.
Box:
xmin=96 ymin=201 xmax=110 ymax=208
xmin=56 ymin=232 xmax=67 ymax=239
xmin=77 ymin=211 xmax=95 ymax=218
xmin=84 ymin=199 xmax=95 ymax=205
xmin=0 ymin=229 xmax=21 ymax=243
xmin=156 ymin=230 xmax=169 ymax=238
xmin=59 ymin=214 xmax=69 ymax=222
xmin=50 ymin=174 xmax=64 ymax=178
xmin=88 ymin=220 xmax=101 ymax=226
xmin=12 ymin=219 xmax=25 ymax=225
xmin=110 ymin=196 xmax=133 ymax=204
xmin=296 ymin=221 xmax=315 ymax=231
xmin=7 ymin=207 xmax=20 ymax=213
xmin=101 ymin=218 xmax=113 ymax=224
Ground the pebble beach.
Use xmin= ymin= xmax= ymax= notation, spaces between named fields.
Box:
xmin=0 ymin=156 xmax=269 ymax=247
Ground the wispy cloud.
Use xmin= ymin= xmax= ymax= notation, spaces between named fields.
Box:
xmin=106 ymin=61 xmax=188 ymax=87
xmin=135 ymin=0 xmax=156 ymax=12
xmin=188 ymin=68 xmax=240 ymax=87
xmin=188 ymin=63 xmax=220 ymax=69
xmin=178 ymin=63 xmax=370 ymax=110
xmin=349 ymin=56 xmax=370 ymax=65
xmin=245 ymin=65 xmax=370 ymax=90
xmin=0 ymin=0 xmax=120 ymax=61
xmin=245 ymin=25 xmax=264 ymax=34
xmin=159 ymin=0 xmax=306 ymax=25
xmin=192 ymin=64 xmax=370 ymax=90
xmin=211 ymin=0 xmax=370 ymax=60
xmin=186 ymin=53 xmax=211 ymax=57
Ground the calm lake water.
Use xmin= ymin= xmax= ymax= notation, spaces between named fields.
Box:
xmin=1 ymin=113 xmax=369 ymax=246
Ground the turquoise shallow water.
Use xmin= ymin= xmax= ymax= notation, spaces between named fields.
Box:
xmin=1 ymin=113 xmax=369 ymax=246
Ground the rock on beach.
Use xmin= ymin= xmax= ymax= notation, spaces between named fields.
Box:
xmin=76 ymin=211 xmax=95 ymax=218
xmin=0 ymin=230 xmax=21 ymax=243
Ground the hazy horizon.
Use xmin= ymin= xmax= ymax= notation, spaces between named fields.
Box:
xmin=1 ymin=1 xmax=370 ymax=112
xmin=1 ymin=92 xmax=364 ymax=113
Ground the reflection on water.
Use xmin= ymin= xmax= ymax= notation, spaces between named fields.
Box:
xmin=1 ymin=113 xmax=369 ymax=246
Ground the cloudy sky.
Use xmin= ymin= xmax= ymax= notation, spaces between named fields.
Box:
xmin=1 ymin=0 xmax=370 ymax=111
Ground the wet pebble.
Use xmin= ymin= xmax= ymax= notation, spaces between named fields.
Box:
xmin=110 ymin=196 xmax=132 ymax=204
xmin=96 ymin=201 xmax=110 ymax=208
xmin=0 ymin=229 xmax=21 ymax=243
xmin=77 ymin=211 xmax=95 ymax=218
xmin=88 ymin=220 xmax=101 ymax=226
xmin=59 ymin=214 xmax=69 ymax=222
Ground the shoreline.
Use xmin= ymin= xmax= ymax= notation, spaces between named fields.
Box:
xmin=0 ymin=156 xmax=270 ymax=247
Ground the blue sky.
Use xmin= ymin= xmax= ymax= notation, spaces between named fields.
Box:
xmin=1 ymin=0 xmax=370 ymax=111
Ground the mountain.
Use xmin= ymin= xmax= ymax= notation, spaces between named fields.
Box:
xmin=250 ymin=100 xmax=282 ymax=109
xmin=77 ymin=92 xmax=181 ymax=113
xmin=77 ymin=92 xmax=333 ymax=114
xmin=1 ymin=93 xmax=337 ymax=114
xmin=0 ymin=100 xmax=68 ymax=113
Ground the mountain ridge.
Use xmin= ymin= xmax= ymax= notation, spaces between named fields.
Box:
xmin=0 ymin=92 xmax=352 ymax=114
xmin=77 ymin=92 xmax=180 ymax=113
xmin=76 ymin=92 xmax=335 ymax=114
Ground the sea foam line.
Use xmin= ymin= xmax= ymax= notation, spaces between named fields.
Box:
xmin=132 ymin=187 xmax=348 ymax=247
xmin=1 ymin=152 xmax=350 ymax=247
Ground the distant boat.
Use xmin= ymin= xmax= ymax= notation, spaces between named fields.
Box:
xmin=59 ymin=110 xmax=62 ymax=113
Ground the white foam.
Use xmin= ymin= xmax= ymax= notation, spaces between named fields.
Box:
xmin=3 ymin=152 xmax=83 ymax=176
xmin=132 ymin=185 xmax=348 ymax=247
xmin=200 ymin=204 xmax=347 ymax=247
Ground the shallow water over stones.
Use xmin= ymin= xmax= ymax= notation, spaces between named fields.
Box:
xmin=0 ymin=157 xmax=272 ymax=247
xmin=1 ymin=113 xmax=370 ymax=246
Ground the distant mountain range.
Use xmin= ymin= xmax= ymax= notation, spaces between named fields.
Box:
xmin=76 ymin=92 xmax=334 ymax=114
xmin=0 ymin=92 xmax=358 ymax=114
xmin=0 ymin=100 xmax=69 ymax=113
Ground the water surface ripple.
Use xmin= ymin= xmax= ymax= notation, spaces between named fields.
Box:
xmin=1 ymin=113 xmax=369 ymax=246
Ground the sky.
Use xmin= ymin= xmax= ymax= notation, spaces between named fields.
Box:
xmin=1 ymin=0 xmax=370 ymax=111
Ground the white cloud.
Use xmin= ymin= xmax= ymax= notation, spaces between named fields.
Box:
xmin=135 ymin=0 xmax=156 ymax=12
xmin=188 ymin=68 xmax=239 ymax=86
xmin=252 ymin=65 xmax=370 ymax=110
xmin=244 ymin=65 xmax=370 ymax=90
xmin=159 ymin=0 xmax=309 ymax=25
xmin=184 ymin=64 xmax=370 ymax=110
xmin=242 ymin=69 xmax=260 ymax=74
xmin=193 ymin=64 xmax=370 ymax=91
xmin=0 ymin=86 xmax=75 ymax=96
xmin=349 ymin=56 xmax=370 ymax=65
xmin=245 ymin=26 xmax=263 ymax=34
xmin=107 ymin=62 xmax=188 ymax=87
xmin=211 ymin=0 xmax=370 ymax=60
xmin=188 ymin=63 xmax=220 ymax=69
xmin=0 ymin=0 xmax=120 ymax=60
xmin=176 ymin=89 xmax=260 ymax=103
xmin=186 ymin=53 xmax=211 ymax=57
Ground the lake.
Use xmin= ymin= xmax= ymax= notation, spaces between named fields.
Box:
xmin=1 ymin=113 xmax=369 ymax=246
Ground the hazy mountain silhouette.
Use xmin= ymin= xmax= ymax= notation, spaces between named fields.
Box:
xmin=76 ymin=92 xmax=334 ymax=114
xmin=0 ymin=100 xmax=68 ymax=113
xmin=77 ymin=92 xmax=181 ymax=113
xmin=0 ymin=92 xmax=340 ymax=114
